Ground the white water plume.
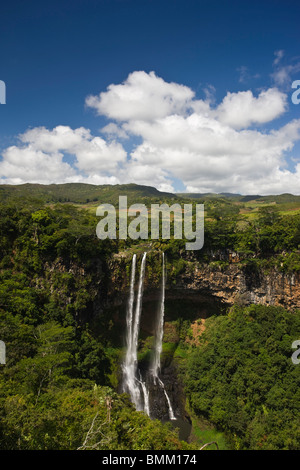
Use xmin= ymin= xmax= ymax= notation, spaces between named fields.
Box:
xmin=151 ymin=253 xmax=176 ymax=420
xmin=151 ymin=252 xmax=166 ymax=378
xmin=122 ymin=252 xmax=147 ymax=412
xmin=123 ymin=251 xmax=176 ymax=420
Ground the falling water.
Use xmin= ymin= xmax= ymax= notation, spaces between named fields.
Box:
xmin=151 ymin=253 xmax=176 ymax=420
xmin=139 ymin=372 xmax=150 ymax=416
xmin=151 ymin=252 xmax=166 ymax=378
xmin=132 ymin=252 xmax=147 ymax=377
xmin=157 ymin=376 xmax=176 ymax=421
xmin=122 ymin=252 xmax=147 ymax=412
xmin=123 ymin=251 xmax=176 ymax=420
xmin=122 ymin=254 xmax=139 ymax=407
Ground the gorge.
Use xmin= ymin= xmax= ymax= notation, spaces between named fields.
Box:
xmin=102 ymin=248 xmax=300 ymax=440
xmin=1 ymin=188 xmax=300 ymax=450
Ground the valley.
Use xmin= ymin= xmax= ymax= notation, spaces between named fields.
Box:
xmin=0 ymin=183 xmax=299 ymax=450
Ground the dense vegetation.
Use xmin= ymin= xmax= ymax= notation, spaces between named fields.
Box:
xmin=0 ymin=199 xmax=193 ymax=450
xmin=0 ymin=182 xmax=177 ymax=205
xmin=183 ymin=304 xmax=300 ymax=450
xmin=0 ymin=317 xmax=191 ymax=450
xmin=0 ymin=183 xmax=300 ymax=450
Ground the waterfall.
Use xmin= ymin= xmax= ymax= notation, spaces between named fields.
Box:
xmin=132 ymin=252 xmax=147 ymax=377
xmin=122 ymin=252 xmax=147 ymax=412
xmin=151 ymin=252 xmax=165 ymax=378
xmin=157 ymin=377 xmax=176 ymax=421
xmin=151 ymin=253 xmax=176 ymax=420
xmin=139 ymin=372 xmax=150 ymax=416
xmin=122 ymin=253 xmax=139 ymax=408
xmin=122 ymin=251 xmax=176 ymax=421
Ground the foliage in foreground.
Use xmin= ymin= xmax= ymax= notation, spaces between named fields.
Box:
xmin=0 ymin=320 xmax=192 ymax=450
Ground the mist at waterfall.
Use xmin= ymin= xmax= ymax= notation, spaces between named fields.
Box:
xmin=122 ymin=252 xmax=176 ymax=421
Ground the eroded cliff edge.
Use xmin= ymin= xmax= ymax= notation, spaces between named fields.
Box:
xmin=174 ymin=262 xmax=300 ymax=311
xmin=107 ymin=252 xmax=300 ymax=312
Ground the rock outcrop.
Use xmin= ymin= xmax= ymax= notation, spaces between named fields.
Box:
xmin=175 ymin=263 xmax=300 ymax=311
xmin=108 ymin=251 xmax=300 ymax=311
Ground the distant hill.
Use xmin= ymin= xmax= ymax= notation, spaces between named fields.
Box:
xmin=178 ymin=192 xmax=300 ymax=204
xmin=177 ymin=192 xmax=221 ymax=199
xmin=1 ymin=183 xmax=300 ymax=210
xmin=259 ymin=193 xmax=300 ymax=203
xmin=178 ymin=192 xmax=253 ymax=201
xmin=0 ymin=183 xmax=178 ymax=205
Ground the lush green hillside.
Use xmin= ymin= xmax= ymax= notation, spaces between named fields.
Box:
xmin=0 ymin=200 xmax=194 ymax=450
xmin=183 ymin=304 xmax=300 ymax=450
xmin=0 ymin=184 xmax=300 ymax=450
xmin=0 ymin=182 xmax=178 ymax=205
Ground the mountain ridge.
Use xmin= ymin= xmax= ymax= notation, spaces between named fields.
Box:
xmin=1 ymin=182 xmax=300 ymax=206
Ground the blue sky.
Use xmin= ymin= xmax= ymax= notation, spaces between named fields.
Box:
xmin=0 ymin=0 xmax=300 ymax=194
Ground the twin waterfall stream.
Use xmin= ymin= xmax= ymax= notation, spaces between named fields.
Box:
xmin=122 ymin=252 xmax=176 ymax=421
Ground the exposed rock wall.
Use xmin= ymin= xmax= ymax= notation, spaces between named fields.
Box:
xmin=175 ymin=263 xmax=300 ymax=311
xmin=44 ymin=254 xmax=300 ymax=318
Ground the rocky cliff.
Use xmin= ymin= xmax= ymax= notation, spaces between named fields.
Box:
xmin=108 ymin=252 xmax=300 ymax=312
xmin=174 ymin=262 xmax=300 ymax=311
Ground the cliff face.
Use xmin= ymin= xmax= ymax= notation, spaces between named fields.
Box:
xmin=174 ymin=263 xmax=300 ymax=311
xmin=106 ymin=252 xmax=300 ymax=312
xmin=43 ymin=254 xmax=300 ymax=323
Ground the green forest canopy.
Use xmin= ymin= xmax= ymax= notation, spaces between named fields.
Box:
xmin=0 ymin=184 xmax=300 ymax=450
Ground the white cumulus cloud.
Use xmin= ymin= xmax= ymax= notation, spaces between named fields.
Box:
xmin=0 ymin=125 xmax=126 ymax=185
xmin=214 ymin=88 xmax=287 ymax=129
xmin=85 ymin=70 xmax=194 ymax=122
xmin=1 ymin=70 xmax=300 ymax=195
